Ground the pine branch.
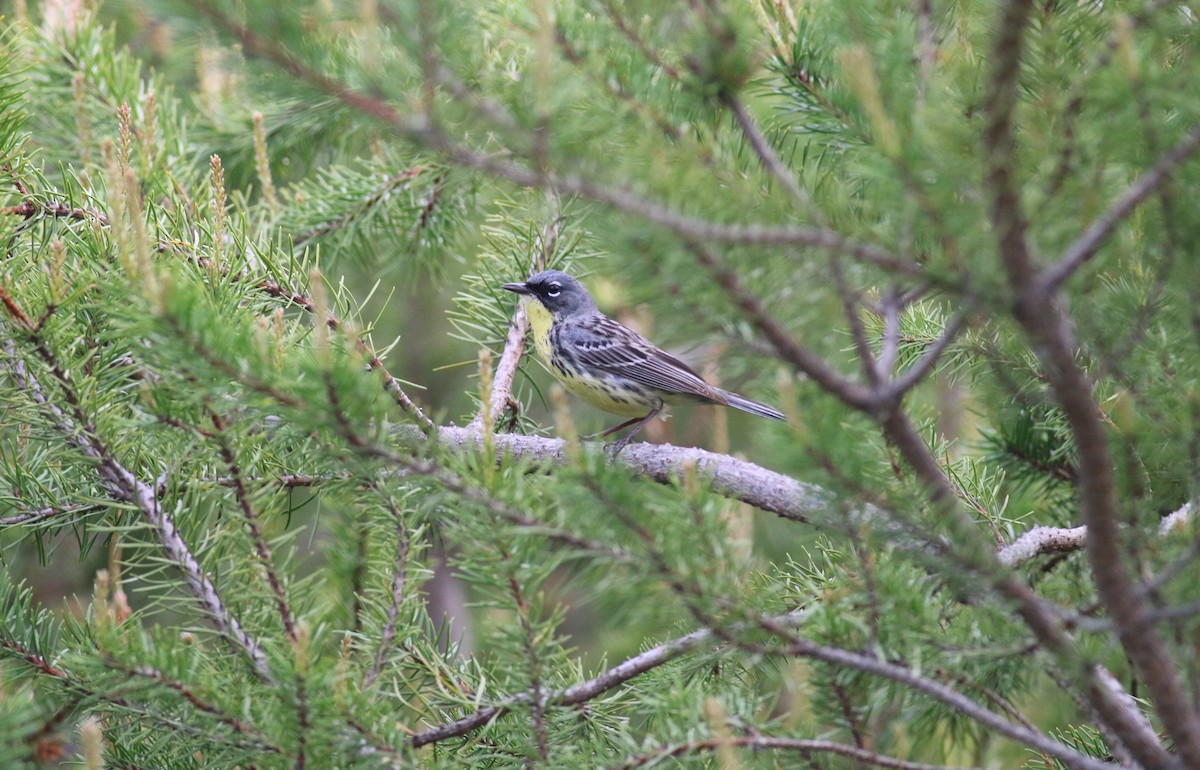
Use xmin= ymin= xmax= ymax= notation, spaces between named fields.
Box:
xmin=0 ymin=199 xmax=109 ymax=225
xmin=686 ymin=240 xmax=876 ymax=411
xmin=0 ymin=318 xmax=274 ymax=684
xmin=3 ymin=165 xmax=433 ymax=430
xmin=412 ymin=607 xmax=1124 ymax=770
xmin=612 ymin=737 xmax=980 ymax=770
xmin=0 ymin=502 xmax=103 ymax=527
xmin=596 ymin=0 xmax=682 ymax=81
xmin=191 ymin=0 xmax=920 ymax=277
xmin=754 ymin=622 xmax=1127 ymax=770
xmin=177 ymin=250 xmax=433 ymax=429
xmin=691 ymin=185 xmax=1173 ymax=766
xmin=984 ymin=0 xmax=1200 ymax=764
xmin=722 ymin=93 xmax=812 ymax=209
xmin=106 ymin=661 xmax=279 ymax=751
xmin=409 ymin=612 xmax=756 ymax=748
xmin=289 ymin=166 xmax=427 ymax=251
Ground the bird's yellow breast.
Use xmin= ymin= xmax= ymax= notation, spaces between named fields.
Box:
xmin=521 ymin=296 xmax=555 ymax=363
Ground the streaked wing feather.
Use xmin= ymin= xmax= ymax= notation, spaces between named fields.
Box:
xmin=568 ymin=316 xmax=722 ymax=402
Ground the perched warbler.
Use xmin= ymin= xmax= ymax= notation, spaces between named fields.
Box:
xmin=502 ymin=270 xmax=785 ymax=452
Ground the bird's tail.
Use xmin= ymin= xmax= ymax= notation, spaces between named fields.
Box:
xmin=716 ymin=389 xmax=786 ymax=421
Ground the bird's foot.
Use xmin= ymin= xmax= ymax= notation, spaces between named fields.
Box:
xmin=605 ymin=433 xmax=636 ymax=459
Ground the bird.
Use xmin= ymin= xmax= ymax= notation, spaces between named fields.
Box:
xmin=502 ymin=269 xmax=785 ymax=453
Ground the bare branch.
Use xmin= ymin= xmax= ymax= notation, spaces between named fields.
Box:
xmin=0 ymin=502 xmax=103 ymax=527
xmin=430 ymin=425 xmax=828 ymax=525
xmin=998 ymin=525 xmax=1087 ymax=567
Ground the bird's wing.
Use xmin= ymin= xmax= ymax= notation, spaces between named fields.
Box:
xmin=566 ymin=315 xmax=724 ymax=402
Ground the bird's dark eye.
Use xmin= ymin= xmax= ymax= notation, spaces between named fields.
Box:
xmin=547 ymin=283 xmax=562 ymax=297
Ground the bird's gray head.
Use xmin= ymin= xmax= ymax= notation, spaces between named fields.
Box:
xmin=502 ymin=270 xmax=596 ymax=317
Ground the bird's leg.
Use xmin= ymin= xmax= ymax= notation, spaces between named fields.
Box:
xmin=605 ymin=406 xmax=661 ymax=457
xmin=592 ymin=416 xmax=645 ymax=439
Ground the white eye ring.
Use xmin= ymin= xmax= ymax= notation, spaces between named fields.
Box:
xmin=547 ymin=284 xmax=561 ymax=297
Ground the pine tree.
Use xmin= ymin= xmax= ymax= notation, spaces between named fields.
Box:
xmin=2 ymin=0 xmax=1199 ymax=768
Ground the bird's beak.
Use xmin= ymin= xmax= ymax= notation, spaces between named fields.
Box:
xmin=502 ymin=282 xmax=531 ymax=295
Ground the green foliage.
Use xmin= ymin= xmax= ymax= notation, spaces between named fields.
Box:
xmin=1024 ymin=724 xmax=1113 ymax=770
xmin=1 ymin=0 xmax=1198 ymax=768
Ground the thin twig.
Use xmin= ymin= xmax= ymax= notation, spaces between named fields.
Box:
xmin=211 ymin=411 xmax=297 ymax=642
xmin=597 ymin=0 xmax=682 ymax=80
xmin=686 ymin=240 xmax=876 ymax=411
xmin=885 ymin=310 xmax=970 ymax=399
xmin=469 ymin=209 xmax=563 ymax=431
xmin=0 ymin=199 xmax=110 ymax=225
xmin=503 ymin=543 xmax=550 ymax=764
xmin=722 ymin=93 xmax=814 ymax=211
xmin=912 ymin=0 xmax=937 ymax=104
xmin=0 ymin=502 xmax=104 ymax=527
xmin=830 ymin=256 xmax=880 ymax=387
xmin=363 ymin=485 xmax=413 ymax=688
